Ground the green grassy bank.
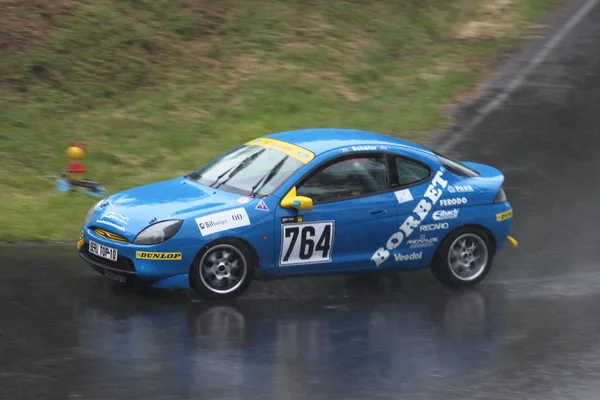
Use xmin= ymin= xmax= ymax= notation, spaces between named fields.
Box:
xmin=0 ymin=0 xmax=560 ymax=241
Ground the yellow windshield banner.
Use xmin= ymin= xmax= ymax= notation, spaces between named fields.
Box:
xmin=246 ymin=137 xmax=315 ymax=164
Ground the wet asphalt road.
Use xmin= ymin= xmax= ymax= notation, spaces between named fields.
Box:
xmin=3 ymin=2 xmax=600 ymax=399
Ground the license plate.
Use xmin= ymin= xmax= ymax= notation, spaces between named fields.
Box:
xmin=89 ymin=240 xmax=118 ymax=262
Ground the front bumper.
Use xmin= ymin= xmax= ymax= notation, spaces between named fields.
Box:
xmin=78 ymin=225 xmax=198 ymax=289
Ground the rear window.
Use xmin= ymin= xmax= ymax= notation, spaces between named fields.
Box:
xmin=433 ymin=151 xmax=480 ymax=177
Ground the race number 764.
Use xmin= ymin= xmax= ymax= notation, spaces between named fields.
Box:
xmin=280 ymin=221 xmax=334 ymax=266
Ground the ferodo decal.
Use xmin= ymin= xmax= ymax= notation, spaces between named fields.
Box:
xmin=439 ymin=197 xmax=467 ymax=206
xmin=496 ymin=209 xmax=513 ymax=221
xmin=195 ymin=207 xmax=251 ymax=236
xmin=136 ymin=251 xmax=182 ymax=260
xmin=246 ymin=137 xmax=315 ymax=164
xmin=280 ymin=221 xmax=334 ymax=266
xmin=371 ymin=169 xmax=447 ymax=266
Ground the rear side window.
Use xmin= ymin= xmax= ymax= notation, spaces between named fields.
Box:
xmin=433 ymin=151 xmax=480 ymax=177
xmin=393 ymin=156 xmax=431 ymax=187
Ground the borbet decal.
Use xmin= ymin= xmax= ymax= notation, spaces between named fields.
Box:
xmin=371 ymin=169 xmax=448 ymax=267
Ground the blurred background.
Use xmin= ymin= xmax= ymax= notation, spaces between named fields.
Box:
xmin=0 ymin=0 xmax=558 ymax=242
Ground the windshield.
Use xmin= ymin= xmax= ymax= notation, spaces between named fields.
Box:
xmin=187 ymin=145 xmax=306 ymax=197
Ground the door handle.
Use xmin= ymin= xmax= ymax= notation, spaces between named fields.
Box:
xmin=370 ymin=209 xmax=387 ymax=215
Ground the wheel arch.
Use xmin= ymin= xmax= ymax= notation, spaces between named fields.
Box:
xmin=435 ymin=223 xmax=497 ymax=255
xmin=190 ymin=236 xmax=261 ymax=278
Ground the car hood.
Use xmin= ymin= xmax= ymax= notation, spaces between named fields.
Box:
xmin=88 ymin=177 xmax=248 ymax=239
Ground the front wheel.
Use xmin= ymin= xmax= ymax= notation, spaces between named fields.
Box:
xmin=430 ymin=227 xmax=495 ymax=288
xmin=189 ymin=238 xmax=256 ymax=300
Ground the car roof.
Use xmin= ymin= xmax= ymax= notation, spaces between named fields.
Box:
xmin=264 ymin=128 xmax=434 ymax=157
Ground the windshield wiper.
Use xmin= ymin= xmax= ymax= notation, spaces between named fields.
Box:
xmin=248 ymin=156 xmax=288 ymax=197
xmin=208 ymin=165 xmax=235 ymax=188
xmin=213 ymin=148 xmax=265 ymax=189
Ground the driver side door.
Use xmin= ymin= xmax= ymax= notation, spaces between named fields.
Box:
xmin=272 ymin=152 xmax=401 ymax=276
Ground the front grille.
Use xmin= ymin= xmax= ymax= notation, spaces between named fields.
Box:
xmin=80 ymin=245 xmax=136 ymax=273
xmin=93 ymin=227 xmax=129 ymax=243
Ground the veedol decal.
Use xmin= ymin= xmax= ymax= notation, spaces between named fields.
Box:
xmin=432 ymin=209 xmax=459 ymax=221
xmin=420 ymin=222 xmax=449 ymax=232
xmin=439 ymin=197 xmax=467 ymax=206
xmin=237 ymin=197 xmax=251 ymax=204
xmin=394 ymin=189 xmax=413 ymax=204
xmin=371 ymin=169 xmax=448 ymax=267
xmin=195 ymin=207 xmax=251 ymax=236
xmin=394 ymin=252 xmax=422 ymax=262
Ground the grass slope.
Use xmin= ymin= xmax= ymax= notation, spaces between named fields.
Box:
xmin=0 ymin=0 xmax=560 ymax=241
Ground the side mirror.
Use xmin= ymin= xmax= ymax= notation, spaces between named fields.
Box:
xmin=280 ymin=186 xmax=313 ymax=211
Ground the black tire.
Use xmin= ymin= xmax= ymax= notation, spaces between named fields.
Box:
xmin=430 ymin=226 xmax=495 ymax=288
xmin=189 ymin=238 xmax=257 ymax=300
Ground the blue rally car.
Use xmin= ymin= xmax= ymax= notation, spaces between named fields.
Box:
xmin=77 ymin=129 xmax=517 ymax=300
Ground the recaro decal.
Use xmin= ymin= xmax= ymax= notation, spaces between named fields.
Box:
xmin=420 ymin=222 xmax=449 ymax=232
xmin=371 ymin=169 xmax=448 ymax=266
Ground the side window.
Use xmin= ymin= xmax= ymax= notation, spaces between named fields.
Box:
xmin=296 ymin=155 xmax=387 ymax=204
xmin=394 ymin=156 xmax=431 ymax=187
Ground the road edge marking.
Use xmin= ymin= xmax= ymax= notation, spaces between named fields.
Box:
xmin=435 ymin=0 xmax=600 ymax=153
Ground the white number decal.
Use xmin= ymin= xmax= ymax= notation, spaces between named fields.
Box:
xmin=280 ymin=221 xmax=334 ymax=266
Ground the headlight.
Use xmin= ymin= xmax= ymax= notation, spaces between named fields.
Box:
xmin=83 ymin=198 xmax=106 ymax=227
xmin=133 ymin=220 xmax=183 ymax=245
xmin=494 ymin=187 xmax=507 ymax=203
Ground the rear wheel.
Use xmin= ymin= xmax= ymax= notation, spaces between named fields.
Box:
xmin=189 ymin=238 xmax=256 ymax=300
xmin=430 ymin=227 xmax=495 ymax=287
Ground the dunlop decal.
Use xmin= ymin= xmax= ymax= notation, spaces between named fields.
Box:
xmin=136 ymin=251 xmax=182 ymax=260
xmin=496 ymin=209 xmax=513 ymax=222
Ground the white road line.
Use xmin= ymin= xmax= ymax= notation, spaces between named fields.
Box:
xmin=436 ymin=0 xmax=600 ymax=153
